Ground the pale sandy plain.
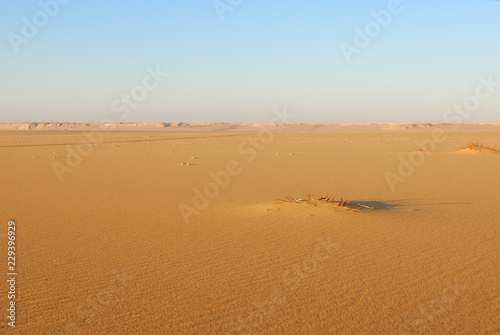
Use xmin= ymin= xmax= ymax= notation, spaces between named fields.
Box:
xmin=0 ymin=122 xmax=499 ymax=334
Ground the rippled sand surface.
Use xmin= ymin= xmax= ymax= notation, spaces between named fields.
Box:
xmin=1 ymin=127 xmax=499 ymax=334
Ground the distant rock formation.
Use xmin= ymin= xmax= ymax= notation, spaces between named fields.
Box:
xmin=0 ymin=122 xmax=499 ymax=132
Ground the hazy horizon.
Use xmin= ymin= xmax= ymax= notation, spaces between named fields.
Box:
xmin=2 ymin=121 xmax=500 ymax=125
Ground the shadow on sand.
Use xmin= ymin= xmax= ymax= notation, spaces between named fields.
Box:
xmin=356 ymin=200 xmax=473 ymax=211
xmin=354 ymin=201 xmax=397 ymax=210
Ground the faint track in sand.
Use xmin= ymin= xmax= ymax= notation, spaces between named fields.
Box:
xmin=0 ymin=133 xmax=246 ymax=148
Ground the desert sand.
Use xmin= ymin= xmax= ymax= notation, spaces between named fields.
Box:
xmin=0 ymin=123 xmax=499 ymax=334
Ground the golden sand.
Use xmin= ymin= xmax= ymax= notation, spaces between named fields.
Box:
xmin=0 ymin=125 xmax=499 ymax=334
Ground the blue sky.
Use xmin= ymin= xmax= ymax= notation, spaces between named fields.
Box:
xmin=1 ymin=0 xmax=499 ymax=123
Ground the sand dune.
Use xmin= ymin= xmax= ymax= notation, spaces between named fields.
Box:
xmin=0 ymin=124 xmax=499 ymax=334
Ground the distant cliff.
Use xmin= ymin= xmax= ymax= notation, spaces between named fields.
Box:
xmin=0 ymin=122 xmax=499 ymax=131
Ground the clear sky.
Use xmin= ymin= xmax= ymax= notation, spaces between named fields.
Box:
xmin=1 ymin=0 xmax=499 ymax=123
